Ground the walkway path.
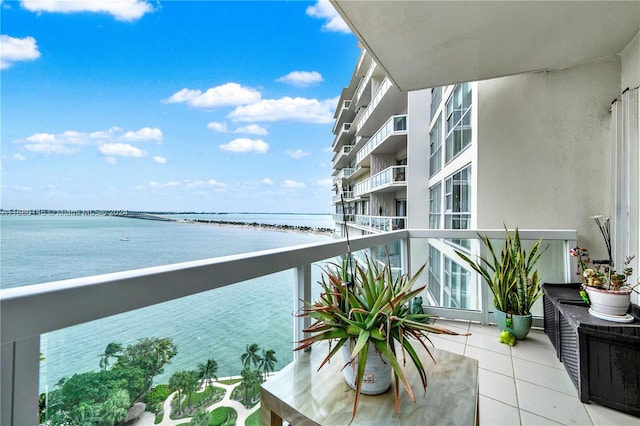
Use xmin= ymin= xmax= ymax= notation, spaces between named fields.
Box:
xmin=131 ymin=377 xmax=261 ymax=426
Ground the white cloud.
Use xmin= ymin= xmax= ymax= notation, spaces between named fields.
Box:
xmin=228 ymin=96 xmax=336 ymax=124
xmin=153 ymin=156 xmax=167 ymax=164
xmin=24 ymin=144 xmax=78 ymax=154
xmin=165 ymin=83 xmax=261 ymax=108
xmin=14 ymin=185 xmax=33 ymax=192
xmin=234 ymin=124 xmax=268 ymax=136
xmin=306 ymin=0 xmax=351 ymax=33
xmin=16 ymin=127 xmax=161 ymax=156
xmin=0 ymin=35 xmax=41 ymax=69
xmin=285 ymin=149 xmax=310 ymax=160
xmin=103 ymin=156 xmax=118 ymax=165
xmin=219 ymin=138 xmax=269 ymax=154
xmin=21 ymin=0 xmax=154 ymax=22
xmin=149 ymin=180 xmax=180 ymax=188
xmin=282 ymin=179 xmax=306 ymax=189
xmin=11 ymin=154 xmax=26 ymax=160
xmin=277 ymin=71 xmax=323 ymax=87
xmin=26 ymin=133 xmax=57 ymax=143
xmin=261 ymin=178 xmax=273 ymax=185
xmin=98 ymin=143 xmax=146 ymax=157
xmin=184 ymin=179 xmax=226 ymax=189
xmin=207 ymin=122 xmax=229 ymax=133
xmin=123 ymin=127 xmax=162 ymax=142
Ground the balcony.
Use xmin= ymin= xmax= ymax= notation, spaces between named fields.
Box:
xmin=4 ymin=229 xmax=638 ymax=425
xmin=354 ymin=215 xmax=406 ymax=232
xmin=355 ymin=115 xmax=407 ymax=167
xmin=354 ymin=165 xmax=406 ymax=197
xmin=332 ymin=191 xmax=354 ymax=203
xmin=331 ymin=122 xmax=353 ymax=150
xmin=332 ymin=100 xmax=355 ymax=135
xmin=331 ymin=144 xmax=354 ymax=169
xmin=332 ymin=167 xmax=355 ymax=181
xmin=355 ymin=77 xmax=406 ymax=137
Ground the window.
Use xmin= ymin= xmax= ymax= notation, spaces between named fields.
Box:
xmin=427 ymin=245 xmax=441 ymax=305
xmin=444 ymin=257 xmax=470 ymax=309
xmin=445 ymin=165 xmax=471 ymax=248
xmin=445 ymin=83 xmax=472 ymax=163
xmin=430 ymin=86 xmax=442 ymax=121
xmin=429 ymin=115 xmax=442 ymax=177
xmin=429 ymin=183 xmax=441 ymax=229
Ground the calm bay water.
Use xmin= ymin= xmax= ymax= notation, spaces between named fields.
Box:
xmin=0 ymin=214 xmax=333 ymax=393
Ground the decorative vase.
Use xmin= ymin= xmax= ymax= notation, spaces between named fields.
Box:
xmin=341 ymin=342 xmax=391 ymax=395
xmin=584 ymin=286 xmax=631 ymax=316
xmin=493 ymin=310 xmax=532 ymax=340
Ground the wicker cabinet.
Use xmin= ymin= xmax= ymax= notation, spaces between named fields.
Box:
xmin=542 ymin=284 xmax=640 ymax=418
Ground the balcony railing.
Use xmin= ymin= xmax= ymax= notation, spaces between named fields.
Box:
xmin=333 ymin=167 xmax=355 ymax=181
xmin=356 ymin=77 xmax=392 ymax=134
xmin=331 ymin=122 xmax=353 ymax=149
xmin=354 ymin=165 xmax=406 ymax=196
xmin=332 ymin=191 xmax=354 ymax=203
xmin=356 ymin=115 xmax=407 ymax=165
xmin=355 ymin=61 xmax=377 ymax=104
xmin=332 ymin=145 xmax=354 ymax=167
xmin=0 ymin=229 xmax=576 ymax=425
xmin=355 ymin=215 xmax=406 ymax=232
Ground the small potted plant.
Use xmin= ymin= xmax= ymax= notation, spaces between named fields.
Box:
xmin=572 ymin=216 xmax=638 ymax=318
xmin=455 ymin=225 xmax=546 ymax=340
xmin=295 ymin=252 xmax=465 ymax=421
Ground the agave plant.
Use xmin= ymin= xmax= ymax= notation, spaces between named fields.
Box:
xmin=455 ymin=225 xmax=546 ymax=315
xmin=295 ymin=253 xmax=464 ymax=421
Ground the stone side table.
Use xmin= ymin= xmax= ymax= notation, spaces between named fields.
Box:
xmin=261 ymin=341 xmax=478 ymax=425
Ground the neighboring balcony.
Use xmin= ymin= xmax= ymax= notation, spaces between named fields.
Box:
xmin=356 ymin=115 xmax=407 ymax=166
xmin=332 ymin=167 xmax=355 ymax=181
xmin=332 ymin=191 xmax=354 ymax=203
xmin=332 ymin=144 xmax=354 ymax=169
xmin=332 ymin=100 xmax=355 ymax=134
xmin=331 ymin=213 xmax=355 ymax=222
xmin=331 ymin=122 xmax=353 ymax=150
xmin=354 ymin=215 xmax=406 ymax=232
xmin=354 ymin=165 xmax=406 ymax=197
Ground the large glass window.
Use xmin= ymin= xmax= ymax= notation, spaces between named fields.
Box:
xmin=430 ymin=86 xmax=442 ymax=121
xmin=444 ymin=257 xmax=471 ymax=309
xmin=427 ymin=245 xmax=441 ymax=305
xmin=445 ymin=165 xmax=471 ymax=248
xmin=429 ymin=183 xmax=441 ymax=229
xmin=429 ymin=115 xmax=442 ymax=177
xmin=445 ymin=83 xmax=472 ymax=163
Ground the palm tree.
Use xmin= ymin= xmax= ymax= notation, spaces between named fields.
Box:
xmin=168 ymin=371 xmax=188 ymax=416
xmin=190 ymin=409 xmax=210 ymax=426
xmin=240 ymin=367 xmax=262 ymax=407
xmin=98 ymin=343 xmax=123 ymax=371
xmin=261 ymin=349 xmax=277 ymax=379
xmin=197 ymin=358 xmax=218 ymax=390
xmin=182 ymin=370 xmax=199 ymax=413
xmin=241 ymin=343 xmax=262 ymax=369
xmin=153 ymin=338 xmax=177 ymax=376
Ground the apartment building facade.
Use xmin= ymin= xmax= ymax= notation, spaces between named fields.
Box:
xmin=332 ymin=25 xmax=640 ymax=315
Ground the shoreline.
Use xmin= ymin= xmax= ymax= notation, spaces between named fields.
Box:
xmin=183 ymin=218 xmax=333 ymax=236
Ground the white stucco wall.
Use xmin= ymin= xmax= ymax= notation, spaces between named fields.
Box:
xmin=621 ymin=31 xmax=640 ymax=91
xmin=476 ymin=57 xmax=621 ymax=255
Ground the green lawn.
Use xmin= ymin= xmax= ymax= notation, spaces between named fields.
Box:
xmin=245 ymin=409 xmax=260 ymax=426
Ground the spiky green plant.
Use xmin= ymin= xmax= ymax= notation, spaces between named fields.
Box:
xmin=455 ymin=225 xmax=546 ymax=315
xmin=295 ymin=253 xmax=464 ymax=421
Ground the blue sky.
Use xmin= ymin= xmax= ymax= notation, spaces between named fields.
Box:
xmin=1 ymin=0 xmax=359 ymax=213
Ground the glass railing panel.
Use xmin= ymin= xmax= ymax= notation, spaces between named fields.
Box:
xmin=411 ymin=234 xmax=571 ymax=318
xmin=38 ymin=268 xmax=329 ymax=424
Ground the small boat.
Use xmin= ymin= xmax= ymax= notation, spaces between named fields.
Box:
xmin=120 ymin=237 xmax=131 ymax=241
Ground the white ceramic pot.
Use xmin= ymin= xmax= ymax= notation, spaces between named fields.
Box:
xmin=585 ymin=286 xmax=631 ymax=316
xmin=341 ymin=342 xmax=391 ymax=395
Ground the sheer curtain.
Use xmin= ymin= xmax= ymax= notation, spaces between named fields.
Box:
xmin=611 ymin=87 xmax=639 ymax=304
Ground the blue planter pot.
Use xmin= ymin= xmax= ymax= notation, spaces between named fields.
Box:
xmin=493 ymin=310 xmax=532 ymax=340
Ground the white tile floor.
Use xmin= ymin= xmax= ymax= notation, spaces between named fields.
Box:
xmin=428 ymin=319 xmax=640 ymax=426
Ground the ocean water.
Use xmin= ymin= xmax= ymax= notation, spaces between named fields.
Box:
xmin=0 ymin=214 xmax=333 ymax=393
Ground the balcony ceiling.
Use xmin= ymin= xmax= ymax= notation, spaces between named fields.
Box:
xmin=331 ymin=1 xmax=640 ymax=91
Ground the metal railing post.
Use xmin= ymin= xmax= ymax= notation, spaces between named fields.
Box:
xmin=294 ymin=264 xmax=312 ymax=356
xmin=1 ymin=337 xmax=40 ymax=426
